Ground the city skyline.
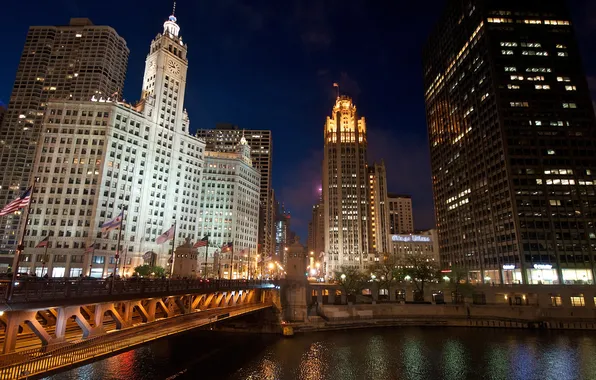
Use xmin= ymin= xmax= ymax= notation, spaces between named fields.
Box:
xmin=1 ymin=1 xmax=595 ymax=243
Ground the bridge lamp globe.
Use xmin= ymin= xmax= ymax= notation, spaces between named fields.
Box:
xmin=404 ymin=275 xmax=411 ymax=281
xmin=340 ymin=274 xmax=346 ymax=280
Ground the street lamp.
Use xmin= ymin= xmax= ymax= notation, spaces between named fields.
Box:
xmin=340 ymin=273 xmax=346 ymax=280
xmin=404 ymin=275 xmax=411 ymax=281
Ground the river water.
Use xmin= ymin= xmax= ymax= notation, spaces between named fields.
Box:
xmin=46 ymin=327 xmax=596 ymax=380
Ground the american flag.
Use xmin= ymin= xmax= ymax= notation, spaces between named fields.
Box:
xmin=156 ymin=224 xmax=175 ymax=244
xmin=193 ymin=236 xmax=208 ymax=248
xmin=84 ymin=242 xmax=96 ymax=254
xmin=35 ymin=236 xmax=49 ymax=248
xmin=0 ymin=187 xmax=32 ymax=216
xmin=221 ymin=242 xmax=233 ymax=251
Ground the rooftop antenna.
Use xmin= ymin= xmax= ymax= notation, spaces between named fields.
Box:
xmin=172 ymin=1 xmax=176 ymax=16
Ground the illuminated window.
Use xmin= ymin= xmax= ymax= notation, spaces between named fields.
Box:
xmin=565 ymin=86 xmax=577 ymax=91
xmin=535 ymin=85 xmax=550 ymax=90
xmin=522 ymin=51 xmax=548 ymax=56
xmin=556 ymin=44 xmax=567 ymax=49
xmin=570 ymin=295 xmax=585 ymax=307
xmin=504 ymin=67 xmax=517 ymax=72
xmin=557 ymin=76 xmax=571 ymax=82
xmin=549 ymin=200 xmax=561 ymax=206
xmin=500 ymin=42 xmax=518 ymax=47
xmin=527 ymin=76 xmax=544 ymax=81
xmin=521 ymin=42 xmax=542 ymax=48
xmin=510 ymin=75 xmax=524 ymax=80
xmin=510 ymin=102 xmax=529 ymax=108
xmin=488 ymin=18 xmax=512 ymax=23
xmin=547 ymin=150 xmax=556 ymax=155
xmin=526 ymin=67 xmax=551 ymax=73
xmin=501 ymin=50 xmax=514 ymax=55
xmin=551 ymin=296 xmax=562 ymax=306
xmin=507 ymin=84 xmax=520 ymax=90
xmin=523 ymin=19 xmax=542 ymax=24
xmin=544 ymin=20 xmax=570 ymax=26
xmin=562 ymin=103 xmax=577 ymax=109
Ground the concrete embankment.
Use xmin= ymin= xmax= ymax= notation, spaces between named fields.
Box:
xmin=288 ymin=303 xmax=596 ymax=333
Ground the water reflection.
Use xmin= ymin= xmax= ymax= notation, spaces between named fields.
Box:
xmin=48 ymin=328 xmax=596 ymax=380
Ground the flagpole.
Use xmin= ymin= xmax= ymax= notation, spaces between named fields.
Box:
xmin=229 ymin=241 xmax=235 ymax=280
xmin=246 ymin=249 xmax=249 ymax=280
xmin=121 ymin=244 xmax=128 ymax=277
xmin=169 ymin=221 xmax=177 ymax=278
xmin=8 ymin=178 xmax=37 ymax=301
xmin=42 ymin=242 xmax=48 ymax=277
xmin=204 ymin=237 xmax=209 ymax=279
xmin=110 ymin=211 xmax=125 ymax=294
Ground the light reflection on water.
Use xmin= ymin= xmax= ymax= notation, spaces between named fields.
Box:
xmin=48 ymin=328 xmax=596 ymax=380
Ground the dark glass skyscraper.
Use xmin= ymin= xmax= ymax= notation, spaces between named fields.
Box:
xmin=424 ymin=0 xmax=596 ymax=285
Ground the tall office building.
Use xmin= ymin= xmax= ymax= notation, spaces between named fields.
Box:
xmin=198 ymin=138 xmax=260 ymax=279
xmin=195 ymin=125 xmax=274 ymax=260
xmin=20 ymin=10 xmax=205 ymax=277
xmin=0 ymin=102 xmax=6 ymax=130
xmin=387 ymin=194 xmax=414 ymax=234
xmin=308 ymin=200 xmax=324 ymax=256
xmin=424 ymin=0 xmax=596 ymax=284
xmin=368 ymin=162 xmax=390 ymax=255
xmin=0 ymin=18 xmax=129 ymax=259
xmin=274 ymin=202 xmax=290 ymax=265
xmin=323 ymin=96 xmax=370 ymax=274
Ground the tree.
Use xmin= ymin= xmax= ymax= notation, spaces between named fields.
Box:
xmin=400 ymin=253 xmax=439 ymax=302
xmin=134 ymin=265 xmax=166 ymax=277
xmin=445 ymin=266 xmax=474 ymax=302
xmin=370 ymin=254 xmax=400 ymax=291
xmin=335 ymin=266 xmax=369 ymax=300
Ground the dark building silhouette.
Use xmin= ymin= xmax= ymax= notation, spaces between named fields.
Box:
xmin=424 ymin=0 xmax=596 ymax=285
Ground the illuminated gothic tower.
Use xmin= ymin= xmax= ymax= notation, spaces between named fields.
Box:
xmin=323 ymin=96 xmax=369 ymax=275
xmin=139 ymin=7 xmax=189 ymax=133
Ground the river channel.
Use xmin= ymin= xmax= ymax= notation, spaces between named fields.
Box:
xmin=45 ymin=327 xmax=596 ymax=380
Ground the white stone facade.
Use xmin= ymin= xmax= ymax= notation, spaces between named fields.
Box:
xmin=18 ymin=12 xmax=206 ymax=278
xmin=198 ymin=140 xmax=260 ymax=279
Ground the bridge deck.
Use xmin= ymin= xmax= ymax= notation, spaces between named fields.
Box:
xmin=0 ymin=302 xmax=274 ymax=379
xmin=0 ymin=278 xmax=274 ymax=310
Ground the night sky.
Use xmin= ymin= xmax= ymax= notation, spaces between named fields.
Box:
xmin=1 ymin=0 xmax=595 ymax=242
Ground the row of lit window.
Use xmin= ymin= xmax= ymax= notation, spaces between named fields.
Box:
xmin=488 ymin=18 xmax=569 ymax=25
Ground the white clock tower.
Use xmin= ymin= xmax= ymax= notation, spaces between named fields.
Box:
xmin=140 ymin=5 xmax=189 ymax=132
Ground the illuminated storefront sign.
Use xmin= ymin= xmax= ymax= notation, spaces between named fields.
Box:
xmin=502 ymin=264 xmax=515 ymax=270
xmin=533 ymin=264 xmax=553 ymax=270
xmin=392 ymin=235 xmax=431 ymax=243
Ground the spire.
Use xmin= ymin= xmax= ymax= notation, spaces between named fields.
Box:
xmin=240 ymin=129 xmax=247 ymax=145
xmin=163 ymin=1 xmax=181 ymax=37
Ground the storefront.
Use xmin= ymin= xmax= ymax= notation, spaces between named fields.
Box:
xmin=526 ymin=264 xmax=558 ymax=284
xmin=561 ymin=268 xmax=593 ymax=284
xmin=484 ymin=269 xmax=501 ymax=284
xmin=501 ymin=265 xmax=523 ymax=284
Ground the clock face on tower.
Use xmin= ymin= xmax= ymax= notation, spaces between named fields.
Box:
xmin=168 ymin=59 xmax=181 ymax=76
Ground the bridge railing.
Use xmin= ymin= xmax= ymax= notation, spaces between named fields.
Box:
xmin=3 ymin=278 xmax=273 ymax=303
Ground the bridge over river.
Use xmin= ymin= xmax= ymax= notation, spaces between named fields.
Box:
xmin=0 ymin=278 xmax=279 ymax=379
